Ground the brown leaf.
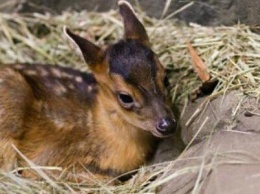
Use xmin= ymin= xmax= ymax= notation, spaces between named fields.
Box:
xmin=188 ymin=42 xmax=210 ymax=82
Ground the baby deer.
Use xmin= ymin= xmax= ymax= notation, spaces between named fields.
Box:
xmin=0 ymin=1 xmax=176 ymax=181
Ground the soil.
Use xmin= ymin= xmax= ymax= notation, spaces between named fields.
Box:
xmin=153 ymin=91 xmax=260 ymax=194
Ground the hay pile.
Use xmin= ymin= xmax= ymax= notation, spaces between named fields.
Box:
xmin=0 ymin=8 xmax=260 ymax=193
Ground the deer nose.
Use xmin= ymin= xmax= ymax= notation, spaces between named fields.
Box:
xmin=156 ymin=117 xmax=177 ymax=136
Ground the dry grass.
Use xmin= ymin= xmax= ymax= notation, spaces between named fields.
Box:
xmin=0 ymin=6 xmax=260 ymax=193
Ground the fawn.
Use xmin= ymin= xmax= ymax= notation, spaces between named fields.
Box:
xmin=0 ymin=1 xmax=176 ymax=182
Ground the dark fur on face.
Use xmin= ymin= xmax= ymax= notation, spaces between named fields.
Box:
xmin=108 ymin=40 xmax=157 ymax=88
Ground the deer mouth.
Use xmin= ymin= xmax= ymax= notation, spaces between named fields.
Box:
xmin=151 ymin=128 xmax=175 ymax=138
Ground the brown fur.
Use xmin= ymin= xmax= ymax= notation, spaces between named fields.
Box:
xmin=0 ymin=1 xmax=176 ymax=182
xmin=0 ymin=63 xmax=157 ymax=181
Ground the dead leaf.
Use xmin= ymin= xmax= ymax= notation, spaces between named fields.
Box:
xmin=188 ymin=42 xmax=210 ymax=82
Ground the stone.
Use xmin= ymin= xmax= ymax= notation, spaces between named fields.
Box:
xmin=1 ymin=0 xmax=259 ymax=29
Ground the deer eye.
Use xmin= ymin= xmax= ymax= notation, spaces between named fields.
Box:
xmin=117 ymin=92 xmax=134 ymax=109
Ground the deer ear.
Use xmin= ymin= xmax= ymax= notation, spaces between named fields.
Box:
xmin=64 ymin=26 xmax=106 ymax=72
xmin=118 ymin=0 xmax=150 ymax=46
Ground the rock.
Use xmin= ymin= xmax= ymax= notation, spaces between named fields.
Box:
xmin=158 ymin=131 xmax=260 ymax=194
xmin=155 ymin=91 xmax=260 ymax=194
xmin=180 ymin=91 xmax=242 ymax=145
xmin=1 ymin=0 xmax=260 ymax=28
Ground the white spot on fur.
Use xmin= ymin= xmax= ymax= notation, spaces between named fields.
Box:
xmin=37 ymin=67 xmax=49 ymax=76
xmin=86 ymin=85 xmax=93 ymax=92
xmin=51 ymin=68 xmax=62 ymax=77
xmin=75 ymin=76 xmax=83 ymax=83
xmin=0 ymin=78 xmax=3 ymax=84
